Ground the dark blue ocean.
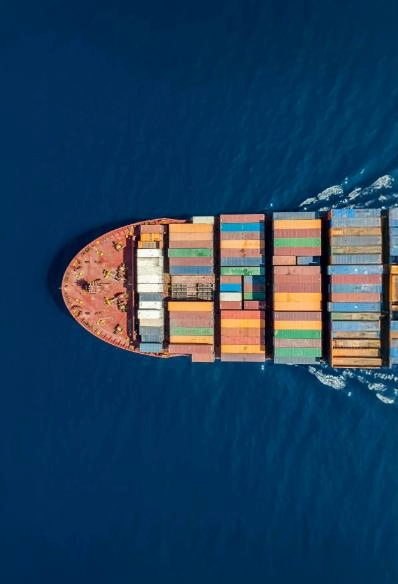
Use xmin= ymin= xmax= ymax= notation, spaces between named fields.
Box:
xmin=2 ymin=1 xmax=398 ymax=582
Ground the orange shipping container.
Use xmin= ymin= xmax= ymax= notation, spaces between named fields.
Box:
xmin=220 ymin=301 xmax=242 ymax=310
xmin=221 ymin=240 xmax=264 ymax=249
xmin=274 ymin=293 xmax=322 ymax=302
xmin=272 ymin=256 xmax=296 ymax=265
xmin=221 ymin=319 xmax=264 ymax=328
xmin=273 ymin=219 xmax=321 ymax=229
xmin=221 ymin=344 xmax=265 ymax=354
xmin=274 ymin=320 xmax=322 ymax=330
xmin=168 ymin=301 xmax=213 ymax=312
xmin=331 ymin=293 xmax=381 ymax=303
xmin=332 ymin=348 xmax=380 ymax=357
xmin=169 ymin=223 xmax=213 ymax=233
xmin=168 ymin=231 xmax=214 ymax=241
xmin=170 ymin=335 xmax=213 ymax=344
xmin=220 ymin=310 xmax=263 ymax=319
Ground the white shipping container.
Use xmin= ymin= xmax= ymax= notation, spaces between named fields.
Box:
xmin=192 ymin=216 xmax=215 ymax=224
xmin=219 ymin=292 xmax=242 ymax=302
xmin=138 ymin=309 xmax=164 ymax=320
xmin=136 ymin=249 xmax=163 ymax=258
xmin=137 ymin=283 xmax=164 ymax=293
xmin=137 ymin=265 xmax=164 ymax=276
xmin=139 ymin=318 xmax=164 ymax=327
xmin=138 ymin=301 xmax=163 ymax=310
xmin=137 ymin=274 xmax=164 ymax=284
xmin=137 ymin=257 xmax=163 ymax=267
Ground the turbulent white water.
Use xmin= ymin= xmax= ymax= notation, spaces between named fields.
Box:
xmin=299 ymin=172 xmax=398 ymax=406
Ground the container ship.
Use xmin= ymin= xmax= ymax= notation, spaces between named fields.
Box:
xmin=61 ymin=208 xmax=398 ymax=368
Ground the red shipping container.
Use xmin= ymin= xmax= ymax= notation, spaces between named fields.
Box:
xmin=273 ymin=228 xmax=320 ymax=238
xmin=330 ymin=274 xmax=382 ymax=284
xmin=221 ymin=337 xmax=265 ymax=346
xmin=221 ymin=248 xmax=264 ymax=257
xmin=220 ymin=214 xmax=265 ymax=223
xmin=220 ymin=310 xmax=264 ymax=319
xmin=274 ymin=266 xmax=321 ymax=276
xmin=169 ymin=316 xmax=214 ymax=327
xmin=244 ymin=301 xmax=266 ymax=310
xmin=274 ymin=246 xmax=321 ymax=256
xmin=220 ymin=232 xmax=264 ymax=240
xmin=330 ymin=293 xmax=381 ymax=303
xmin=168 ymin=239 xmax=214 ymax=248
xmin=168 ymin=257 xmax=213 ymax=266
xmin=220 ymin=301 xmax=242 ymax=310
xmin=221 ymin=353 xmax=266 ymax=362
xmin=274 ymin=311 xmax=322 ymax=320
xmin=221 ymin=328 xmax=266 ymax=338
xmin=168 ymin=344 xmax=214 ymax=354
xmin=243 ymin=284 xmax=266 ymax=293
xmin=220 ymin=276 xmax=242 ymax=284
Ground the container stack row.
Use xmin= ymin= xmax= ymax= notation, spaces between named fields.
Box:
xmin=388 ymin=209 xmax=398 ymax=365
xmin=136 ymin=224 xmax=165 ymax=353
xmin=219 ymin=214 xmax=266 ymax=361
xmin=167 ymin=301 xmax=215 ymax=362
xmin=168 ymin=221 xmax=214 ymax=276
xmin=272 ymin=212 xmax=322 ymax=364
xmin=328 ymin=209 xmax=383 ymax=368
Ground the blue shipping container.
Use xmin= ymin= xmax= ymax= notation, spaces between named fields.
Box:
xmin=327 ymin=265 xmax=384 ymax=275
xmin=220 ymin=257 xmax=264 ymax=267
xmin=220 ymin=283 xmax=242 ymax=292
xmin=330 ymin=254 xmax=382 ymax=265
xmin=331 ymin=320 xmax=380 ymax=331
xmin=169 ymin=266 xmax=213 ymax=275
xmin=273 ymin=211 xmax=319 ymax=219
xmin=330 ymin=218 xmax=381 ymax=227
xmin=331 ymin=284 xmax=382 ymax=293
xmin=220 ymin=222 xmax=264 ymax=232
xmin=139 ymin=342 xmax=163 ymax=352
xmin=328 ymin=302 xmax=382 ymax=312
xmin=391 ymin=321 xmax=398 ymax=330
xmin=331 ymin=208 xmax=380 ymax=218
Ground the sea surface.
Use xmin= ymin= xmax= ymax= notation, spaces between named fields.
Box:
xmin=2 ymin=1 xmax=398 ymax=582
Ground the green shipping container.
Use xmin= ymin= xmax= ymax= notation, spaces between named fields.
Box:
xmin=274 ymin=347 xmax=321 ymax=357
xmin=221 ymin=267 xmax=265 ymax=276
xmin=274 ymin=237 xmax=321 ymax=247
xmin=168 ymin=248 xmax=213 ymax=257
xmin=169 ymin=327 xmax=214 ymax=336
xmin=243 ymin=292 xmax=266 ymax=300
xmin=274 ymin=329 xmax=321 ymax=339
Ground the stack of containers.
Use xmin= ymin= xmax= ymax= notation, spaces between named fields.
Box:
xmin=167 ymin=301 xmax=215 ymax=362
xmin=328 ymin=208 xmax=383 ymax=368
xmin=168 ymin=221 xmax=214 ymax=276
xmin=219 ymin=214 xmax=266 ymax=361
xmin=272 ymin=212 xmax=322 ymax=364
xmin=136 ymin=224 xmax=165 ymax=353
xmin=388 ymin=209 xmax=398 ymax=366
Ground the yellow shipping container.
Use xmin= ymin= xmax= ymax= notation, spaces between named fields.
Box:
xmin=168 ymin=301 xmax=213 ymax=312
xmin=274 ymin=293 xmax=322 ymax=302
xmin=273 ymin=219 xmax=321 ymax=229
xmin=274 ymin=320 xmax=322 ymax=330
xmin=170 ymin=335 xmax=213 ymax=344
xmin=168 ymin=223 xmax=213 ymax=233
xmin=221 ymin=344 xmax=265 ymax=354
xmin=274 ymin=302 xmax=322 ymax=311
xmin=221 ymin=319 xmax=263 ymax=328
xmin=220 ymin=240 xmax=264 ymax=249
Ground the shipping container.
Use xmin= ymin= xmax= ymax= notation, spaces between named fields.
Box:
xmin=168 ymin=344 xmax=214 ymax=354
xmin=220 ymin=214 xmax=265 ymax=223
xmin=137 ymin=274 xmax=164 ymax=284
xmin=136 ymin=249 xmax=163 ymax=258
xmin=168 ymin=248 xmax=213 ymax=257
xmin=168 ymin=257 xmax=213 ymax=266
xmin=331 ymin=236 xmax=382 ymax=246
xmin=274 ymin=247 xmax=321 ymax=256
xmin=327 ymin=264 xmax=384 ymax=275
xmin=330 ymin=274 xmax=382 ymax=284
xmin=220 ymin=310 xmax=263 ymax=319
xmin=328 ymin=302 xmax=381 ymax=312
xmin=137 ymin=309 xmax=164 ymax=320
xmin=221 ymin=248 xmax=266 ymax=257
xmin=220 ymin=292 xmax=242 ymax=301
xmin=168 ymin=301 xmax=213 ymax=312
xmin=273 ymin=219 xmax=321 ymax=229
xmin=140 ymin=224 xmax=164 ymax=234
xmin=169 ymin=223 xmax=213 ymax=233
xmin=220 ymin=257 xmax=264 ymax=267
xmin=168 ymin=238 xmax=214 ymax=248
xmin=274 ymin=339 xmax=321 ymax=348
xmin=244 ymin=301 xmax=266 ymax=310
xmin=274 ymin=311 xmax=322 ymax=320
xmin=330 ymin=254 xmax=382 ymax=264
xmin=138 ymin=301 xmax=163 ymax=310
xmin=332 ymin=348 xmax=380 ymax=357
xmin=220 ymin=275 xmax=242 ymax=284
xmin=220 ymin=353 xmax=266 ymax=362
xmin=331 ymin=227 xmax=381 ymax=236
xmin=274 ymin=329 xmax=321 ymax=339
xmin=221 ymin=319 xmax=264 ymax=328
xmin=274 ymin=302 xmax=322 ymax=311
xmin=274 ymin=347 xmax=321 ymax=357
xmin=274 ymin=320 xmax=322 ymax=330
xmin=138 ymin=318 xmax=164 ymax=328
xmin=169 ymin=327 xmax=214 ymax=336
xmin=220 ymin=283 xmax=242 ymax=292
xmin=139 ymin=343 xmax=163 ymax=352
xmin=330 ymin=293 xmax=381 ymax=303
xmin=272 ymin=256 xmax=297 ymax=265
xmin=220 ymin=301 xmax=242 ymax=310
xmin=170 ymin=335 xmax=213 ymax=344
xmin=331 ymin=208 xmax=380 ymax=218
xmin=274 ymin=237 xmax=321 ymax=247
xmin=273 ymin=229 xmax=321 ymax=238
xmin=273 ymin=212 xmax=319 ymax=219
xmin=221 ymin=222 xmax=264 ymax=232
xmin=220 ymin=231 xmax=264 ymax=240
xmin=192 ymin=216 xmax=215 ymax=224
xmin=221 ymin=344 xmax=265 ymax=354
xmin=274 ymin=292 xmax=322 ymax=302
xmin=333 ymin=339 xmax=380 ymax=348
xmin=331 ymin=320 xmax=380 ymax=331
xmin=274 ymin=266 xmax=321 ymax=276
xmin=331 ymin=312 xmax=380 ymax=321
xmin=221 ymin=240 xmax=264 ymax=250
xmin=221 ymin=267 xmax=265 ymax=276
xmin=169 ymin=266 xmax=214 ymax=276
